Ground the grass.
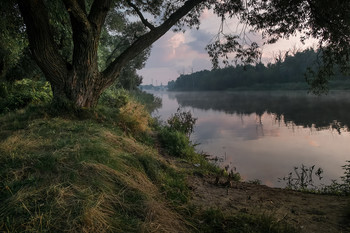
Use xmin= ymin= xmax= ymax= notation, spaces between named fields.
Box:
xmin=0 ymin=104 xmax=187 ymax=232
xmin=193 ymin=208 xmax=298 ymax=233
xmin=0 ymin=90 xmax=300 ymax=232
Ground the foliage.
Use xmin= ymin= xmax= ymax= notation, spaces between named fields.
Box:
xmin=168 ymin=48 xmax=349 ymax=92
xmin=167 ymin=107 xmax=197 ymax=137
xmin=99 ymin=88 xmax=129 ymax=109
xmin=159 ymin=108 xmax=198 ymax=159
xmin=0 ymin=1 xmax=28 ymax=80
xmin=158 ymin=127 xmax=196 ymax=159
xmin=1 ymin=0 xmax=348 ymax=108
xmin=0 ymin=79 xmax=52 ymax=114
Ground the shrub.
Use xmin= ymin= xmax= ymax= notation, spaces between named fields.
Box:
xmin=99 ymin=88 xmax=129 ymax=109
xmin=158 ymin=127 xmax=196 ymax=159
xmin=167 ymin=108 xmax=197 ymax=137
xmin=0 ymin=79 xmax=52 ymax=113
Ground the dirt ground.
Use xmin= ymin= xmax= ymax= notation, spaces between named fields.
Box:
xmin=187 ymin=174 xmax=350 ymax=233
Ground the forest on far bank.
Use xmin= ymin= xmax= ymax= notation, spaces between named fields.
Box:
xmin=168 ymin=48 xmax=350 ymax=92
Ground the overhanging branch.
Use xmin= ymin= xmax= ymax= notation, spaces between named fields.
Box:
xmin=102 ymin=0 xmax=205 ymax=85
xmin=126 ymin=0 xmax=155 ymax=30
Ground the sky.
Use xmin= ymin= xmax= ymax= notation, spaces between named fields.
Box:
xmin=138 ymin=10 xmax=317 ymax=86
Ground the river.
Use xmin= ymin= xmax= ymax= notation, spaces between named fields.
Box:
xmin=148 ymin=90 xmax=350 ymax=187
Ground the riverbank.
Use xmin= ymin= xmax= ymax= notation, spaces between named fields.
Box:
xmin=1 ymin=95 xmax=349 ymax=232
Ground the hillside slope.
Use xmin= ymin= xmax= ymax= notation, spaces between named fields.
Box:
xmin=0 ymin=103 xmax=349 ymax=232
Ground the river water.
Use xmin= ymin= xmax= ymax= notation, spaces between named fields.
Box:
xmin=148 ymin=90 xmax=350 ymax=187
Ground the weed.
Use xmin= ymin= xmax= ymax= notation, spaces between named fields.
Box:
xmin=278 ymin=164 xmax=323 ymax=190
xmin=248 ymin=179 xmax=262 ymax=185
xmin=279 ymin=162 xmax=350 ymax=195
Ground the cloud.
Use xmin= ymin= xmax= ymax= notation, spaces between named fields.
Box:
xmin=139 ymin=10 xmax=319 ymax=85
xmin=186 ymin=30 xmax=214 ymax=53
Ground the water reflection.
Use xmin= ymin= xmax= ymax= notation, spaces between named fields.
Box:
xmin=150 ymin=91 xmax=350 ymax=187
xmin=172 ymin=91 xmax=350 ymax=133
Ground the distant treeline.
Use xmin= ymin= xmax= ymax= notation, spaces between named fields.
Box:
xmin=168 ymin=48 xmax=350 ymax=91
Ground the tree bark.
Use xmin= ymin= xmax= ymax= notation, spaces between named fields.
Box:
xmin=19 ymin=0 xmax=112 ymax=108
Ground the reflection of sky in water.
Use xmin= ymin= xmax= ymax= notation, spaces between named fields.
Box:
xmin=149 ymin=90 xmax=350 ymax=187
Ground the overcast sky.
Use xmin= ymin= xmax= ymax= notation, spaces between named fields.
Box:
xmin=138 ymin=10 xmax=317 ymax=86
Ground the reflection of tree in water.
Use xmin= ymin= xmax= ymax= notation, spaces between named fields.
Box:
xmin=173 ymin=91 xmax=350 ymax=133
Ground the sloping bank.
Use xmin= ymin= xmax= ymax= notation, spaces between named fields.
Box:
xmin=0 ymin=89 xmax=349 ymax=233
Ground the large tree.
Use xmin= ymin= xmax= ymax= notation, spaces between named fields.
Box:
xmin=13 ymin=0 xmax=350 ymax=108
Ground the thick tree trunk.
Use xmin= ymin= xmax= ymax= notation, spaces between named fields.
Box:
xmin=50 ymin=67 xmax=113 ymax=108
xmin=18 ymin=0 xmax=204 ymax=109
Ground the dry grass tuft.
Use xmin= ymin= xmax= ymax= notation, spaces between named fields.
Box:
xmin=118 ymin=100 xmax=151 ymax=134
xmin=141 ymin=200 xmax=190 ymax=233
xmin=0 ymin=133 xmax=45 ymax=155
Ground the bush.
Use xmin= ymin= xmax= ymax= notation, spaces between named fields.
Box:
xmin=167 ymin=108 xmax=197 ymax=137
xmin=158 ymin=127 xmax=196 ymax=159
xmin=0 ymin=79 xmax=52 ymax=113
xmin=99 ymin=88 xmax=129 ymax=109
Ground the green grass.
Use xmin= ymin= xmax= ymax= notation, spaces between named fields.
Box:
xmin=0 ymin=91 xmax=300 ymax=232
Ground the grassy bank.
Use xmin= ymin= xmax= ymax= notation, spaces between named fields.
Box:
xmin=1 ymin=88 xmax=301 ymax=232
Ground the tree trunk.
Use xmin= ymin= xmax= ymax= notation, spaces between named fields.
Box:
xmin=50 ymin=66 xmax=113 ymax=109
xmin=18 ymin=0 xmax=204 ymax=110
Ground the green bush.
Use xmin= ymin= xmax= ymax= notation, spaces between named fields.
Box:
xmin=158 ymin=127 xmax=196 ymax=159
xmin=0 ymin=79 xmax=52 ymax=113
xmin=99 ymin=88 xmax=129 ymax=109
xmin=168 ymin=108 xmax=197 ymax=137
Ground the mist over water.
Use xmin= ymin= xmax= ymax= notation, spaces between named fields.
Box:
xmin=149 ymin=90 xmax=350 ymax=187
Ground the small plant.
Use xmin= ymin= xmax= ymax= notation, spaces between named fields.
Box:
xmin=278 ymin=164 xmax=323 ymax=190
xmin=341 ymin=161 xmax=350 ymax=189
xmin=280 ymin=161 xmax=350 ymax=195
xmin=167 ymin=107 xmax=197 ymax=137
xmin=248 ymin=179 xmax=262 ymax=185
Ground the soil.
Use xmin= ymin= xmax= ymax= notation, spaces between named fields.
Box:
xmin=187 ymin=174 xmax=350 ymax=233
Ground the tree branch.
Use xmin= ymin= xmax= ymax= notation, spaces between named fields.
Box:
xmin=88 ymin=0 xmax=112 ymax=34
xmin=102 ymin=0 xmax=205 ymax=85
xmin=126 ymin=0 xmax=155 ymax=30
xmin=18 ymin=0 xmax=68 ymax=85
xmin=62 ymin=0 xmax=90 ymax=32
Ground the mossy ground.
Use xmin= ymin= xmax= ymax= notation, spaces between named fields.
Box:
xmin=0 ymin=100 xmax=317 ymax=233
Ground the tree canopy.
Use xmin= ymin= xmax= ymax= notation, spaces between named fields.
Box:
xmin=1 ymin=0 xmax=349 ymax=108
xmin=168 ymin=48 xmax=350 ymax=91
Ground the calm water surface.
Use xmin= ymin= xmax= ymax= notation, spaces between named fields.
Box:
xmin=149 ymin=90 xmax=350 ymax=187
